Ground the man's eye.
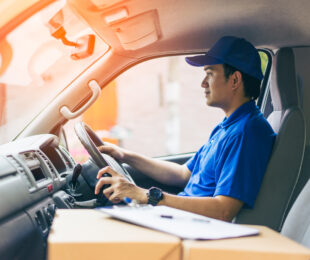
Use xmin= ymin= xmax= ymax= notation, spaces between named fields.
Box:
xmin=206 ymin=72 xmax=212 ymax=76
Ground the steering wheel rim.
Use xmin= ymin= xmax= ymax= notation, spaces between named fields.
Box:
xmin=74 ymin=121 xmax=135 ymax=184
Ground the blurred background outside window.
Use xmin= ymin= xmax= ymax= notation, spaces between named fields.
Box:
xmin=65 ymin=52 xmax=268 ymax=163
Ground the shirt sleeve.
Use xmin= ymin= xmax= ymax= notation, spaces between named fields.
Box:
xmin=213 ymin=126 xmax=274 ymax=208
xmin=186 ymin=144 xmax=205 ymax=172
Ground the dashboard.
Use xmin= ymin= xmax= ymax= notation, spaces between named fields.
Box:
xmin=0 ymin=132 xmax=188 ymax=259
xmin=0 ymin=135 xmax=75 ymax=212
xmin=0 ymin=134 xmax=77 ymax=259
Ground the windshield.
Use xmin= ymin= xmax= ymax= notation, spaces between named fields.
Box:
xmin=0 ymin=0 xmax=109 ymax=144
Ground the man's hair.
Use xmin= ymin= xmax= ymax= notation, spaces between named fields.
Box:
xmin=222 ymin=63 xmax=262 ymax=100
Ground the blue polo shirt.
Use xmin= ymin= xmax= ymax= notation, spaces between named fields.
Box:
xmin=179 ymin=101 xmax=276 ymax=208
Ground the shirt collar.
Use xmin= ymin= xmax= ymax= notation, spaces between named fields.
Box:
xmin=220 ymin=100 xmax=256 ymax=128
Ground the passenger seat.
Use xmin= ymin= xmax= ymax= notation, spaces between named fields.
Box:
xmin=281 ymin=178 xmax=310 ymax=249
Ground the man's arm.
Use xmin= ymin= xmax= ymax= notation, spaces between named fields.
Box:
xmin=98 ymin=143 xmax=191 ymax=187
xmin=157 ymin=193 xmax=244 ymax=222
xmin=95 ymin=166 xmax=244 ymax=222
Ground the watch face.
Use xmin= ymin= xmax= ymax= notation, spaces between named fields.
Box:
xmin=150 ymin=188 xmax=162 ymax=200
xmin=150 ymin=188 xmax=163 ymax=201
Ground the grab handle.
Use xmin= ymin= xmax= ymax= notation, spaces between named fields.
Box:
xmin=60 ymin=80 xmax=101 ymax=119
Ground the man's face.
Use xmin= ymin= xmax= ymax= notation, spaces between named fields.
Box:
xmin=201 ymin=64 xmax=232 ymax=109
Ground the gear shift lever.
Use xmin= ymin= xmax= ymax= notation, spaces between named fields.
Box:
xmin=71 ymin=163 xmax=82 ymax=188
xmin=68 ymin=164 xmax=83 ymax=197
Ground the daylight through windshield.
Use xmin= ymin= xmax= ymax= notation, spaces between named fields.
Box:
xmin=0 ymin=0 xmax=109 ymax=144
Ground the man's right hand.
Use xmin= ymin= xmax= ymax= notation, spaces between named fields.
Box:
xmin=98 ymin=142 xmax=128 ymax=163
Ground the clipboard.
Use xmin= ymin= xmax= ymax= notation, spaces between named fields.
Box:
xmin=98 ymin=205 xmax=259 ymax=240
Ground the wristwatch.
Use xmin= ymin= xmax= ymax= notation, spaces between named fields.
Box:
xmin=147 ymin=187 xmax=163 ymax=206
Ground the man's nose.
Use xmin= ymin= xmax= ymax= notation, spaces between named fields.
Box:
xmin=201 ymin=77 xmax=208 ymax=88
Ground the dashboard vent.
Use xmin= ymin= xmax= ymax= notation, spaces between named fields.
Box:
xmin=6 ymin=155 xmax=33 ymax=189
xmin=37 ymin=151 xmax=58 ymax=178
xmin=58 ymin=146 xmax=75 ymax=169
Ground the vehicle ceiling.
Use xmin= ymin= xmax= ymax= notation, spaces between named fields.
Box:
xmin=68 ymin=0 xmax=310 ymax=57
xmin=2 ymin=0 xmax=310 ymax=56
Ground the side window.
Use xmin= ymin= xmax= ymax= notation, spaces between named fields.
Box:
xmin=113 ymin=56 xmax=224 ymax=157
xmin=65 ymin=53 xmax=271 ymax=162
xmin=259 ymin=51 xmax=269 ymax=77
xmin=257 ymin=50 xmax=272 ymax=117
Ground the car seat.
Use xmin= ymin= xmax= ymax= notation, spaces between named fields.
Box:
xmin=281 ymin=178 xmax=310 ymax=248
xmin=234 ymin=48 xmax=306 ymax=231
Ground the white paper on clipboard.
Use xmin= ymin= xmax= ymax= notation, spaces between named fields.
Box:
xmin=98 ymin=205 xmax=259 ymax=240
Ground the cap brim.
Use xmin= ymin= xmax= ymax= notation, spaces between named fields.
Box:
xmin=185 ymin=54 xmax=223 ymax=67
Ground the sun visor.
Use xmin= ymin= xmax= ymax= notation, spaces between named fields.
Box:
xmin=109 ymin=10 xmax=161 ymax=50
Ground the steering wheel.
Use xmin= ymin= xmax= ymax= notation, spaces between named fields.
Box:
xmin=74 ymin=121 xmax=135 ymax=184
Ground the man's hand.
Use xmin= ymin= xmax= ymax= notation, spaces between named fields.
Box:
xmin=95 ymin=166 xmax=147 ymax=204
xmin=98 ymin=143 xmax=128 ymax=163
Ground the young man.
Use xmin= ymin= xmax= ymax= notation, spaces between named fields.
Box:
xmin=95 ymin=36 xmax=276 ymax=222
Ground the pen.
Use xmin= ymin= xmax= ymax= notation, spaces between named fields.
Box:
xmin=123 ymin=197 xmax=140 ymax=207
xmin=123 ymin=197 xmax=132 ymax=204
xmin=160 ymin=214 xmax=210 ymax=223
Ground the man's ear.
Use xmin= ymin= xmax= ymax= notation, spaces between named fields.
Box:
xmin=231 ymin=71 xmax=242 ymax=91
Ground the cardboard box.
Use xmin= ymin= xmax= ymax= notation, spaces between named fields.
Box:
xmin=48 ymin=209 xmax=181 ymax=260
xmin=182 ymin=225 xmax=310 ymax=260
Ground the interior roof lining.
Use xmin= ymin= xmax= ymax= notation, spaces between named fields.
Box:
xmin=68 ymin=0 xmax=310 ymax=58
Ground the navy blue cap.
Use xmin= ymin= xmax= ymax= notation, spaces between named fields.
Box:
xmin=185 ymin=36 xmax=263 ymax=80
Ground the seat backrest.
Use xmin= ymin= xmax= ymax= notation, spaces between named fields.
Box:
xmin=281 ymin=178 xmax=310 ymax=248
xmin=234 ymin=48 xmax=306 ymax=231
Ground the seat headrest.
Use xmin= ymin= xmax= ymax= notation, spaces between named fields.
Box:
xmin=270 ymin=48 xmax=299 ymax=111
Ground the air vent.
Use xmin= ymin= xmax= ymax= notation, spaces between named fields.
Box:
xmin=37 ymin=151 xmax=58 ymax=178
xmin=6 ymin=155 xmax=33 ymax=189
xmin=58 ymin=146 xmax=76 ymax=169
